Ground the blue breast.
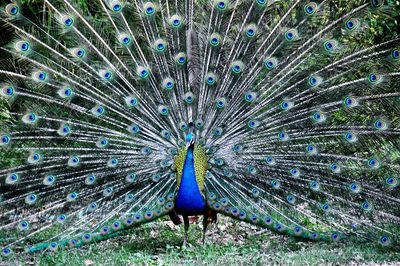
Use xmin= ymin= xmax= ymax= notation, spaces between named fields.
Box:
xmin=175 ymin=148 xmax=206 ymax=215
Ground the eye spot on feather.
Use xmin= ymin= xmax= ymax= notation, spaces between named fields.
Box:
xmin=25 ymin=194 xmax=37 ymax=205
xmin=6 ymin=4 xmax=19 ymax=16
xmin=284 ymin=29 xmax=298 ymax=41
xmin=1 ymin=248 xmax=12 ymax=256
xmin=370 ymin=0 xmax=384 ymax=8
xmin=368 ymin=73 xmax=382 ymax=84
xmin=373 ymin=119 xmax=388 ymax=130
xmin=287 ymin=195 xmax=296 ymax=204
xmin=92 ymin=105 xmax=106 ymax=116
xmin=231 ymin=61 xmax=244 ymax=74
xmin=214 ymin=0 xmax=229 ymax=11
xmin=244 ymin=24 xmax=258 ymax=39
xmin=169 ymin=15 xmax=183 ymax=29
xmin=247 ymin=119 xmax=260 ymax=129
xmin=278 ymin=131 xmax=289 ymax=141
xmin=57 ymin=214 xmax=66 ymax=223
xmin=255 ymin=0 xmax=267 ymax=7
xmin=264 ymin=216 xmax=274 ymax=226
xmin=330 ymin=163 xmax=341 ymax=173
xmin=349 ymin=182 xmax=361 ymax=193
xmin=321 ymin=202 xmax=330 ymax=212
xmin=67 ymin=192 xmax=78 ymax=202
xmin=379 ymin=235 xmax=390 ymax=246
xmin=308 ymin=75 xmax=322 ymax=87
xmin=309 ymin=181 xmax=320 ymax=191
xmin=331 ymin=233 xmax=340 ymax=241
xmin=1 ymin=85 xmax=15 ymax=98
xmin=103 ymin=187 xmax=114 ymax=197
xmin=177 ymin=121 xmax=188 ymax=132
xmin=99 ymin=70 xmax=113 ymax=80
xmin=213 ymin=127 xmax=223 ymax=136
xmin=69 ymin=239 xmax=78 ymax=247
xmin=85 ymin=175 xmax=96 ymax=185
xmin=153 ymin=38 xmax=167 ymax=52
xmin=304 ymin=2 xmax=318 ymax=15
xmin=95 ymin=138 xmax=108 ymax=148
xmin=110 ymin=1 xmax=123 ymax=12
xmin=275 ymin=223 xmax=284 ymax=232
xmin=290 ymin=167 xmax=300 ymax=177
xmin=306 ymin=144 xmax=317 ymax=155
xmin=232 ymin=144 xmax=243 ymax=153
xmin=293 ymin=226 xmax=302 ymax=236
xmin=264 ymin=57 xmax=278 ymax=70
xmin=71 ymin=48 xmax=86 ymax=59
xmin=6 ymin=173 xmax=19 ymax=185
xmin=244 ymin=92 xmax=257 ymax=103
xmin=386 ymin=177 xmax=398 ymax=188
xmin=32 ymin=71 xmax=48 ymax=82
xmin=311 ymin=111 xmax=326 ymax=123
xmin=141 ymin=147 xmax=152 ymax=155
xmin=162 ymin=77 xmax=175 ymax=90
xmin=209 ymin=33 xmax=222 ymax=47
xmin=68 ymin=156 xmax=80 ymax=167
xmin=87 ymin=202 xmax=98 ymax=212
xmin=391 ymin=49 xmax=399 ymax=60
xmin=344 ymin=18 xmax=360 ymax=32
xmin=143 ymin=2 xmax=156 ymax=16
xmin=61 ymin=15 xmax=74 ymax=28
xmin=57 ymin=86 xmax=74 ymax=99
xmin=367 ymin=158 xmax=381 ymax=169
xmin=280 ymin=100 xmax=293 ymax=110
xmin=82 ymin=233 xmax=92 ymax=242
xmin=43 ymin=175 xmax=56 ymax=186
xmin=205 ymin=72 xmax=218 ymax=85
xmin=195 ymin=119 xmax=204 ymax=129
xmin=118 ymin=33 xmax=132 ymax=46
xmin=343 ymin=131 xmax=357 ymax=143
xmin=183 ymin=92 xmax=194 ymax=104
xmin=265 ymin=156 xmax=276 ymax=166
xmin=28 ymin=152 xmax=42 ymax=164
xmin=361 ymin=201 xmax=372 ymax=212
xmin=175 ymin=52 xmax=187 ymax=65
xmin=343 ymin=96 xmax=358 ymax=108
xmin=271 ymin=180 xmax=280 ymax=189
xmin=15 ymin=41 xmax=30 ymax=52
xmin=215 ymin=97 xmax=227 ymax=109
xmin=18 ymin=220 xmax=29 ymax=231
xmin=136 ymin=66 xmax=150 ymax=79
xmin=107 ymin=158 xmax=119 ymax=167
xmin=0 ymin=134 xmax=10 ymax=146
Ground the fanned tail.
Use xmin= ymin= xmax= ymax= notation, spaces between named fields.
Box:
xmin=0 ymin=0 xmax=399 ymax=256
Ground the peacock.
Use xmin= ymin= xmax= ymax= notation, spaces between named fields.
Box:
xmin=0 ymin=0 xmax=399 ymax=256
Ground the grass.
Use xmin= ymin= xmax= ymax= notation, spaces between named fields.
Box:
xmin=1 ymin=217 xmax=399 ymax=266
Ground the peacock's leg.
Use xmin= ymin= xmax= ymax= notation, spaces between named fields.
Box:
xmin=202 ymin=213 xmax=208 ymax=244
xmin=169 ymin=211 xmax=182 ymax=225
xmin=183 ymin=215 xmax=189 ymax=246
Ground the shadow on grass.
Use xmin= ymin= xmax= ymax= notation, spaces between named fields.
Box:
xmin=2 ymin=218 xmax=399 ymax=266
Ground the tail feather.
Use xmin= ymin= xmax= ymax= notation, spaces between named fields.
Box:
xmin=0 ymin=0 xmax=399 ymax=256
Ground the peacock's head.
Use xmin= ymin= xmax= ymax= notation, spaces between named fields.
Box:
xmin=186 ymin=132 xmax=195 ymax=148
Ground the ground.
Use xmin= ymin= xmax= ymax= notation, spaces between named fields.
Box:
xmin=2 ymin=217 xmax=400 ymax=266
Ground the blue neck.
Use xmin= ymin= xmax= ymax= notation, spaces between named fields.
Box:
xmin=175 ymin=147 xmax=206 ymax=215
